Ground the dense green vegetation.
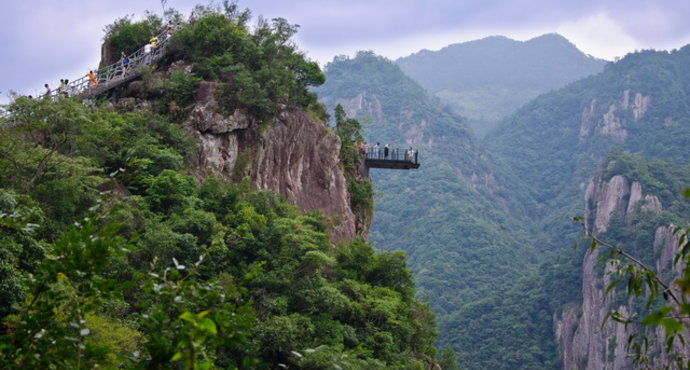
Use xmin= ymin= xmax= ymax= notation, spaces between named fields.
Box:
xmin=396 ymin=34 xmax=606 ymax=136
xmin=0 ymin=7 xmax=438 ymax=368
xmin=103 ymin=3 xmax=325 ymax=123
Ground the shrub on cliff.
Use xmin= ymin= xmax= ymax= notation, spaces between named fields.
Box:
xmin=103 ymin=13 xmax=163 ymax=57
xmin=167 ymin=10 xmax=325 ymax=121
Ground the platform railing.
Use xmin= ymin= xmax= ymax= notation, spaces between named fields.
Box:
xmin=43 ymin=25 xmax=177 ymax=100
xmin=365 ymin=147 xmax=419 ymax=164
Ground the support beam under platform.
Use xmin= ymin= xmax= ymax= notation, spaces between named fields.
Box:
xmin=365 ymin=159 xmax=420 ymax=169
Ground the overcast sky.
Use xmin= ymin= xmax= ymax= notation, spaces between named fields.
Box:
xmin=2 ymin=0 xmax=690 ymax=102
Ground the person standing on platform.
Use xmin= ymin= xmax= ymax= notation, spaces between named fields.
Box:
xmin=121 ymin=52 xmax=130 ymax=75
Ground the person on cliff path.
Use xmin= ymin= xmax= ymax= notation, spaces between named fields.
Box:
xmin=373 ymin=142 xmax=380 ymax=158
xmin=87 ymin=70 xmax=98 ymax=87
xmin=60 ymin=79 xmax=69 ymax=97
xmin=43 ymin=83 xmax=51 ymax=98
xmin=150 ymin=35 xmax=159 ymax=50
xmin=165 ymin=20 xmax=175 ymax=39
xmin=121 ymin=52 xmax=130 ymax=75
xmin=384 ymin=143 xmax=390 ymax=159
xmin=144 ymin=42 xmax=152 ymax=65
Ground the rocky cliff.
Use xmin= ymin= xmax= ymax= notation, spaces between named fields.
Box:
xmin=188 ymin=82 xmax=364 ymax=243
xmin=556 ymin=170 xmax=688 ymax=369
xmin=117 ymin=67 xmax=366 ymax=243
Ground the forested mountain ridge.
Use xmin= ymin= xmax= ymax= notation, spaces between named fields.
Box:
xmin=486 ymin=45 xmax=690 ymax=257
xmin=0 ymin=6 xmax=440 ymax=368
xmin=396 ymin=33 xmax=606 ymax=136
xmin=486 ymin=46 xmax=690 ymax=367
xmin=314 ymin=51 xmax=543 ymax=365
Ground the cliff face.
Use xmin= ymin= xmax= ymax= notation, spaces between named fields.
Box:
xmin=556 ymin=172 xmax=687 ymax=369
xmin=578 ymin=89 xmax=651 ymax=144
xmin=184 ymin=81 xmax=364 ymax=242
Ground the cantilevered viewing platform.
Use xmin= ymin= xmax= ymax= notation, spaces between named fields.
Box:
xmin=364 ymin=148 xmax=420 ymax=170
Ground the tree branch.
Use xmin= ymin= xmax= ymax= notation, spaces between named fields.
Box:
xmin=578 ymin=220 xmax=681 ymax=307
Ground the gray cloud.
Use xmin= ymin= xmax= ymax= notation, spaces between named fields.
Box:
xmin=2 ymin=0 xmax=688 ymax=101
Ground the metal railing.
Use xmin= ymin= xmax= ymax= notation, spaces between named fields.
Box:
xmin=365 ymin=147 xmax=419 ymax=164
xmin=42 ymin=25 xmax=178 ymax=100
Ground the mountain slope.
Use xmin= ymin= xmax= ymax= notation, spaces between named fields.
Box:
xmin=396 ymin=33 xmax=606 ymax=135
xmin=486 ymin=46 xmax=690 ymax=367
xmin=315 ymin=52 xmax=548 ymax=366
xmin=487 ymin=46 xmax=690 ymax=243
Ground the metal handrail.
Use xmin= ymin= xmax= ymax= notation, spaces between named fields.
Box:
xmin=365 ymin=147 xmax=419 ymax=164
xmin=42 ymin=25 xmax=178 ymax=100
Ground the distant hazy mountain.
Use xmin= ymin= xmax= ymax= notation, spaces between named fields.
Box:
xmin=396 ymin=33 xmax=606 ymax=136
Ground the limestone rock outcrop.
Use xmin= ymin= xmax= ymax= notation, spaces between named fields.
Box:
xmin=556 ymin=171 xmax=690 ymax=369
xmin=184 ymin=82 xmax=364 ymax=243
xmin=578 ymin=90 xmax=651 ymax=143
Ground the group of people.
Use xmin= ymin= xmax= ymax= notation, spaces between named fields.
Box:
xmin=42 ymin=20 xmax=179 ymax=99
xmin=356 ymin=142 xmax=417 ymax=162
xmin=43 ymin=78 xmax=73 ymax=98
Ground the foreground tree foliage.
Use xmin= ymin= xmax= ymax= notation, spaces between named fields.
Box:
xmin=0 ymin=5 xmax=438 ymax=368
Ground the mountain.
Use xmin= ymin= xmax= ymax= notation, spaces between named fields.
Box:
xmin=314 ymin=35 xmax=690 ymax=368
xmin=486 ymin=46 xmax=690 ymax=251
xmin=315 ymin=51 xmax=557 ymax=367
xmin=485 ymin=46 xmax=690 ymax=367
xmin=396 ymin=33 xmax=606 ymax=136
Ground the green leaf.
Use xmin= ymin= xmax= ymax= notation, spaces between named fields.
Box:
xmin=642 ymin=311 xmax=664 ymax=326
xmin=171 ymin=352 xmax=183 ymax=361
xmin=661 ymin=318 xmax=683 ymax=335
xmin=198 ymin=318 xmax=217 ymax=335
xmin=179 ymin=311 xmax=195 ymax=323
xmin=605 ymin=280 xmax=621 ymax=295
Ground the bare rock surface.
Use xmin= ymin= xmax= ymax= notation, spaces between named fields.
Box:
xmin=184 ymin=82 xmax=363 ymax=242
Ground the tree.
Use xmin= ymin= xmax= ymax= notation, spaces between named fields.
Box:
xmin=438 ymin=345 xmax=460 ymax=370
